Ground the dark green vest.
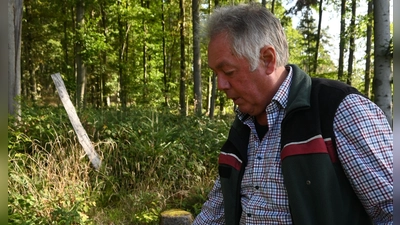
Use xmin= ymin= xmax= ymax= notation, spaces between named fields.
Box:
xmin=218 ymin=65 xmax=373 ymax=225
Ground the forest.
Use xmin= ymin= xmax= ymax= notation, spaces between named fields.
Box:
xmin=8 ymin=0 xmax=393 ymax=224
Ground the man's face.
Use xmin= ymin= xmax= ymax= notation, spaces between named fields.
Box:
xmin=208 ymin=33 xmax=273 ymax=117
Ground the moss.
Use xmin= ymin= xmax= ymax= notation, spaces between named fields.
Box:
xmin=161 ymin=209 xmax=192 ymax=217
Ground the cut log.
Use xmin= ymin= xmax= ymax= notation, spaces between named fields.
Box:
xmin=160 ymin=209 xmax=193 ymax=225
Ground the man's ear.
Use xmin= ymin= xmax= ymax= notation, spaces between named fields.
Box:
xmin=260 ymin=45 xmax=276 ymax=74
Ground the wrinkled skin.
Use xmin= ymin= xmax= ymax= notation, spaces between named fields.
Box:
xmin=208 ymin=33 xmax=288 ymax=125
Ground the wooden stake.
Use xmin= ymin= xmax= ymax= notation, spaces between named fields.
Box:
xmin=51 ymin=73 xmax=101 ymax=170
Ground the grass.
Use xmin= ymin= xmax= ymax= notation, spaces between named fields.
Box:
xmin=8 ymin=105 xmax=233 ymax=224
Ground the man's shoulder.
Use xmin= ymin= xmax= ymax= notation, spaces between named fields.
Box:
xmin=311 ymin=78 xmax=362 ymax=97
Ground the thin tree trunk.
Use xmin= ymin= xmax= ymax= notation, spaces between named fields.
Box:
xmin=8 ymin=0 xmax=23 ymax=119
xmin=313 ymin=0 xmax=323 ymax=75
xmin=373 ymin=0 xmax=392 ymax=126
xmin=270 ymin=0 xmax=275 ymax=14
xmin=24 ymin=1 xmax=37 ymax=102
xmin=346 ymin=0 xmax=356 ymax=85
xmin=206 ymin=76 xmax=211 ymax=115
xmin=142 ymin=0 xmax=149 ymax=103
xmin=100 ymin=1 xmax=108 ymax=107
xmin=364 ymin=0 xmax=373 ymax=98
xmin=193 ymin=0 xmax=202 ymax=116
xmin=338 ymin=0 xmax=346 ymax=82
xmin=209 ymin=74 xmax=216 ymax=119
xmin=162 ymin=0 xmax=169 ymax=107
xmin=179 ymin=0 xmax=187 ymax=116
xmin=75 ymin=0 xmax=86 ymax=110
xmin=118 ymin=1 xmax=126 ymax=109
xmin=62 ymin=0 xmax=70 ymax=85
xmin=208 ymin=0 xmax=219 ymax=119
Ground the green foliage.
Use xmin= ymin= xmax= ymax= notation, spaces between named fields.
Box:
xmin=9 ymin=105 xmax=233 ymax=224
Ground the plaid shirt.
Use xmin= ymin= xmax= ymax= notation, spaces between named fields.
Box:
xmin=192 ymin=67 xmax=393 ymax=225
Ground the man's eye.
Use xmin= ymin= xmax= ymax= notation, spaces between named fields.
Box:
xmin=224 ymin=71 xmax=234 ymax=75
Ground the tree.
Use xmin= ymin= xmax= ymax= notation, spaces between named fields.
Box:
xmin=192 ymin=0 xmax=202 ymax=116
xmin=179 ymin=0 xmax=187 ymax=116
xmin=8 ymin=0 xmax=23 ymax=119
xmin=364 ymin=0 xmax=373 ymax=98
xmin=373 ymin=0 xmax=392 ymax=126
xmin=346 ymin=0 xmax=356 ymax=85
xmin=312 ymin=0 xmax=323 ymax=75
xmin=337 ymin=0 xmax=346 ymax=82
xmin=75 ymin=0 xmax=87 ymax=109
xmin=297 ymin=9 xmax=318 ymax=74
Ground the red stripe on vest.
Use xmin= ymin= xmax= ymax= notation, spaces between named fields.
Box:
xmin=218 ymin=152 xmax=242 ymax=171
xmin=281 ymin=136 xmax=338 ymax=163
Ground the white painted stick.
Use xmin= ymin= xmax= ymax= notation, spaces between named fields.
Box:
xmin=51 ymin=73 xmax=101 ymax=170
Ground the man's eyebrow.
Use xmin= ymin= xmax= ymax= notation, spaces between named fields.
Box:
xmin=212 ymin=61 xmax=233 ymax=70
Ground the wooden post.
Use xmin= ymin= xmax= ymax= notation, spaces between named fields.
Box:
xmin=51 ymin=73 xmax=101 ymax=170
xmin=160 ymin=209 xmax=193 ymax=225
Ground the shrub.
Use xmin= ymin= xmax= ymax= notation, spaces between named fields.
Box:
xmin=8 ymin=105 xmax=233 ymax=224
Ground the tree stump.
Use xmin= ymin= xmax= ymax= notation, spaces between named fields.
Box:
xmin=160 ymin=209 xmax=193 ymax=225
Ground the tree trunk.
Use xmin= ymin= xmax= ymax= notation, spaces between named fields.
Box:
xmin=313 ymin=0 xmax=323 ymax=75
xmin=373 ymin=0 xmax=392 ymax=126
xmin=270 ymin=0 xmax=275 ymax=14
xmin=209 ymin=73 xmax=217 ymax=119
xmin=62 ymin=0 xmax=70 ymax=88
xmin=142 ymin=0 xmax=149 ymax=104
xmin=24 ymin=0 xmax=37 ymax=102
xmin=117 ymin=1 xmax=127 ymax=109
xmin=206 ymin=75 xmax=211 ymax=115
xmin=179 ymin=0 xmax=187 ymax=116
xmin=75 ymin=0 xmax=86 ymax=110
xmin=100 ymin=1 xmax=108 ymax=107
xmin=337 ymin=0 xmax=346 ymax=82
xmin=8 ymin=0 xmax=23 ymax=119
xmin=346 ymin=0 xmax=356 ymax=85
xmin=162 ymin=0 xmax=169 ymax=107
xmin=192 ymin=0 xmax=202 ymax=116
xmin=364 ymin=0 xmax=373 ymax=98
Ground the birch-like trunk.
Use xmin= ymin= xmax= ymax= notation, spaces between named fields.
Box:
xmin=373 ymin=0 xmax=392 ymax=126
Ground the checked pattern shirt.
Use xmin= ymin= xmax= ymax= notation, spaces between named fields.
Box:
xmin=192 ymin=66 xmax=393 ymax=225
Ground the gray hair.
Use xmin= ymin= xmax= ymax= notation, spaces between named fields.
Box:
xmin=204 ymin=3 xmax=289 ymax=71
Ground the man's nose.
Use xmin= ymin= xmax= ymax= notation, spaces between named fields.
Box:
xmin=217 ymin=74 xmax=230 ymax=90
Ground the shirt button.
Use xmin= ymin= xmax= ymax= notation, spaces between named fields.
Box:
xmin=247 ymin=213 xmax=252 ymax=217
xmin=256 ymin=156 xmax=262 ymax=160
xmin=306 ymin=180 xmax=311 ymax=185
xmin=255 ymin=186 xmax=259 ymax=190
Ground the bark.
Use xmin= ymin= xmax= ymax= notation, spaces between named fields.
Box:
xmin=337 ymin=0 xmax=346 ymax=82
xmin=192 ymin=0 xmax=202 ymax=116
xmin=271 ymin=0 xmax=275 ymax=14
xmin=8 ymin=0 xmax=23 ymax=118
xmin=179 ymin=0 xmax=187 ymax=116
xmin=162 ymin=0 xmax=169 ymax=107
xmin=24 ymin=0 xmax=37 ymax=102
xmin=142 ymin=0 xmax=150 ymax=103
xmin=209 ymin=74 xmax=217 ymax=119
xmin=75 ymin=0 xmax=86 ymax=109
xmin=100 ymin=1 xmax=108 ymax=107
xmin=346 ymin=0 xmax=356 ymax=85
xmin=313 ymin=0 xmax=323 ymax=75
xmin=364 ymin=0 xmax=372 ymax=98
xmin=373 ymin=0 xmax=392 ymax=126
xmin=62 ymin=0 xmax=70 ymax=83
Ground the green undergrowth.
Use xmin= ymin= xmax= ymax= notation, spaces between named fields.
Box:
xmin=8 ymin=105 xmax=234 ymax=224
